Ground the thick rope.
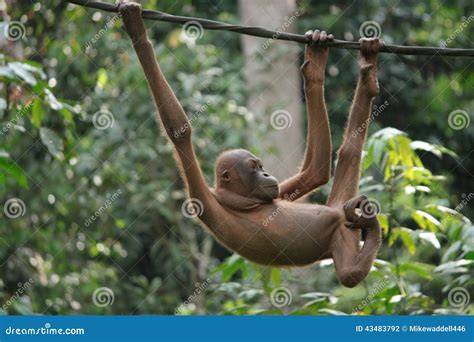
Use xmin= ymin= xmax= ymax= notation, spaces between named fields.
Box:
xmin=66 ymin=0 xmax=474 ymax=57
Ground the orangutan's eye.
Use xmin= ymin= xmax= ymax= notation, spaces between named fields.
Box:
xmin=248 ymin=160 xmax=257 ymax=169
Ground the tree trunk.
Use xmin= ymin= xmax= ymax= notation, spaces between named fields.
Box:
xmin=239 ymin=0 xmax=303 ymax=181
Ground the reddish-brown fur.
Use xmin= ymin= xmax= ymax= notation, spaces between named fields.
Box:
xmin=119 ymin=2 xmax=382 ymax=287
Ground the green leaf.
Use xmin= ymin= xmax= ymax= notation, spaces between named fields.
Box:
xmin=0 ymin=157 xmax=28 ymax=188
xmin=31 ymin=99 xmax=43 ymax=128
xmin=377 ymin=213 xmax=389 ymax=235
xmin=389 ymin=227 xmax=416 ymax=254
xmin=270 ymin=268 xmax=281 ymax=286
xmin=44 ymin=89 xmax=63 ymax=111
xmin=97 ymin=68 xmax=108 ymax=89
xmin=0 ymin=65 xmax=15 ymax=79
xmin=318 ymin=308 xmax=347 ymax=315
xmin=399 ymin=262 xmax=434 ymax=279
xmin=418 ymin=232 xmax=441 ymax=249
xmin=410 ymin=141 xmax=442 ymax=158
xmin=434 ymin=260 xmax=473 ymax=275
xmin=39 ymin=127 xmax=64 ymax=158
xmin=19 ymin=61 xmax=46 ymax=79
xmin=8 ymin=62 xmax=37 ymax=85
xmin=412 ymin=210 xmax=441 ymax=231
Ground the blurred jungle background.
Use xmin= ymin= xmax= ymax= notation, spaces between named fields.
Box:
xmin=0 ymin=0 xmax=473 ymax=315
